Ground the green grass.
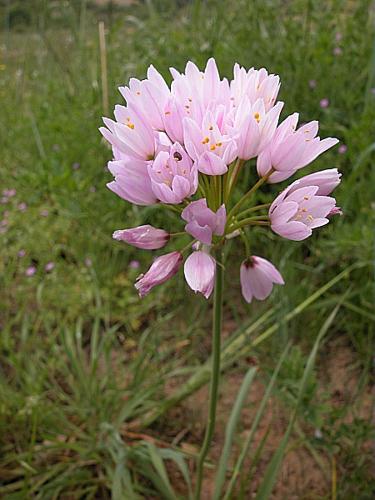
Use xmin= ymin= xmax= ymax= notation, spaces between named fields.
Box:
xmin=0 ymin=0 xmax=374 ymax=498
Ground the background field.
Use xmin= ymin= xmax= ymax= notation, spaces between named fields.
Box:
xmin=1 ymin=0 xmax=374 ymax=498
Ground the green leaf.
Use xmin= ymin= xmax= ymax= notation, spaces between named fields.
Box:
xmin=214 ymin=366 xmax=257 ymax=500
xmin=223 ymin=343 xmax=291 ymax=500
xmin=255 ymin=303 xmax=342 ymax=500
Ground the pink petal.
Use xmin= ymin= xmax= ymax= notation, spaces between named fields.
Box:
xmin=184 ymin=251 xmax=216 ymax=298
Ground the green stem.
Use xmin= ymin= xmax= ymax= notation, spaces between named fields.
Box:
xmin=226 ymin=170 xmax=273 ymax=225
xmin=225 ymin=158 xmax=244 ymax=203
xmin=237 ymin=203 xmax=271 ymax=219
xmin=229 ymin=219 xmax=270 ymax=232
xmin=194 ymin=250 xmax=224 ymax=499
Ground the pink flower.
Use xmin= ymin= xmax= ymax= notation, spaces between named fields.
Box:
xmin=100 ymin=105 xmax=155 ymax=161
xmin=287 ymin=169 xmax=341 ymax=196
xmin=120 ymin=65 xmax=170 ymax=131
xmin=181 ymin=199 xmax=226 ymax=245
xmin=184 ymin=250 xmax=215 ymax=298
xmin=240 ymin=256 xmax=284 ymax=303
xmin=148 ymin=143 xmax=198 ymax=203
xmin=18 ymin=202 xmax=27 ymax=212
xmin=230 ymin=65 xmax=280 ymax=111
xmin=40 ymin=209 xmax=49 ymax=217
xmin=164 ymin=59 xmax=229 ymax=142
xmin=45 ymin=262 xmax=55 ymax=272
xmin=107 ymin=158 xmax=157 ymax=206
xmin=183 ymin=110 xmax=237 ymax=175
xmin=320 ymin=98 xmax=329 ymax=109
xmin=3 ymin=189 xmax=16 ymax=197
xmin=25 ymin=266 xmax=37 ymax=277
xmin=113 ymin=224 xmax=169 ymax=250
xmin=18 ymin=249 xmax=26 ymax=258
xmin=333 ymin=47 xmax=342 ymax=56
xmin=231 ymin=97 xmax=283 ymax=160
xmin=257 ymin=114 xmax=338 ymax=182
xmin=129 ymin=260 xmax=140 ymax=269
xmin=135 ymin=251 xmax=183 ymax=297
xmin=269 ymin=174 xmax=340 ymax=241
xmin=338 ymin=144 xmax=347 ymax=154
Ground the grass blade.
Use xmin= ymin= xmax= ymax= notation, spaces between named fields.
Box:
xmin=223 ymin=343 xmax=291 ymax=500
xmin=255 ymin=303 xmax=342 ymax=500
xmin=214 ymin=366 xmax=257 ymax=500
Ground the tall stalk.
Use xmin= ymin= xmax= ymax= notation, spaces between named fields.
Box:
xmin=194 ymin=249 xmax=224 ymax=499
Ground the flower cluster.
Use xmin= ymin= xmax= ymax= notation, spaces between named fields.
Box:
xmin=101 ymin=59 xmax=341 ymax=303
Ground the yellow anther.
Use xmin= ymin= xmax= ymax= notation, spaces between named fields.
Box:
xmin=216 ymin=142 xmax=222 ymax=147
xmin=302 ymin=208 xmax=307 ymax=212
xmin=126 ymin=122 xmax=135 ymax=129
xmin=210 ymin=144 xmax=216 ymax=151
xmin=201 ymin=137 xmax=209 ymax=144
xmin=307 ymin=215 xmax=314 ymax=221
xmin=254 ymin=112 xmax=261 ymax=123
xmin=165 ymin=111 xmax=171 ymax=115
xmin=303 ymin=196 xmax=309 ymax=200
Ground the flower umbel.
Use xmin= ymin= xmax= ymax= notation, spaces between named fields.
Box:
xmin=101 ymin=57 xmax=341 ymax=298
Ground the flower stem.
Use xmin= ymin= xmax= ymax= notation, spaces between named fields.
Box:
xmin=225 ymin=158 xmax=244 ymax=203
xmin=194 ymin=249 xmax=224 ymax=499
xmin=226 ymin=169 xmax=274 ymax=226
xmin=237 ymin=202 xmax=271 ymax=219
xmin=229 ymin=218 xmax=270 ymax=232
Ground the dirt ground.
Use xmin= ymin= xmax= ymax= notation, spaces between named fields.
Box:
xmin=160 ymin=337 xmax=373 ymax=499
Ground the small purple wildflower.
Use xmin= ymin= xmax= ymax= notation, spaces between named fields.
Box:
xmin=320 ymin=98 xmax=329 ymax=109
xmin=40 ymin=209 xmax=49 ymax=217
xmin=18 ymin=202 xmax=27 ymax=212
xmin=45 ymin=262 xmax=55 ymax=272
xmin=338 ymin=144 xmax=347 ymax=154
xmin=3 ymin=189 xmax=16 ymax=197
xmin=129 ymin=260 xmax=140 ymax=269
xmin=18 ymin=249 xmax=26 ymax=257
xmin=333 ymin=47 xmax=342 ymax=56
xmin=25 ymin=266 xmax=37 ymax=277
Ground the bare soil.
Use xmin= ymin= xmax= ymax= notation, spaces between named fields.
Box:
xmin=161 ymin=337 xmax=373 ymax=499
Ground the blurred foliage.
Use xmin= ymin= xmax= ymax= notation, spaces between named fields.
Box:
xmin=0 ymin=0 xmax=374 ymax=497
